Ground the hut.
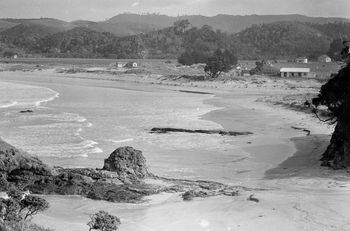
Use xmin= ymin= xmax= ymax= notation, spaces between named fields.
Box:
xmin=318 ymin=55 xmax=331 ymax=63
xmin=116 ymin=62 xmax=125 ymax=68
xmin=295 ymin=57 xmax=308 ymax=63
xmin=125 ymin=62 xmax=138 ymax=68
xmin=280 ymin=67 xmax=310 ymax=77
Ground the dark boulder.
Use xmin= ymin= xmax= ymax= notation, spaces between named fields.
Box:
xmin=102 ymin=146 xmax=149 ymax=182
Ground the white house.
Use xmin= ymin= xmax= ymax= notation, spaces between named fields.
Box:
xmin=116 ymin=62 xmax=125 ymax=68
xmin=280 ymin=67 xmax=310 ymax=77
xmin=125 ymin=62 xmax=138 ymax=68
xmin=116 ymin=61 xmax=138 ymax=68
xmin=318 ymin=55 xmax=331 ymax=63
xmin=295 ymin=57 xmax=308 ymax=63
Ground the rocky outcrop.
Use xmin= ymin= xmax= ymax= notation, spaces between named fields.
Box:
xmin=150 ymin=127 xmax=253 ymax=136
xmin=0 ymin=139 xmax=247 ymax=203
xmin=0 ymin=140 xmax=152 ymax=202
xmin=0 ymin=139 xmax=51 ymax=190
xmin=102 ymin=146 xmax=149 ymax=182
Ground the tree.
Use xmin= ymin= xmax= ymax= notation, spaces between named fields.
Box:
xmin=173 ymin=19 xmax=191 ymax=34
xmin=0 ymin=188 xmax=49 ymax=225
xmin=2 ymin=51 xmax=16 ymax=58
xmin=327 ymin=38 xmax=343 ymax=60
xmin=87 ymin=211 xmax=121 ymax=231
xmin=177 ymin=50 xmax=208 ymax=66
xmin=312 ymin=43 xmax=350 ymax=168
xmin=19 ymin=195 xmax=49 ymax=220
xmin=0 ymin=198 xmax=21 ymax=223
xmin=204 ymin=49 xmax=237 ymax=79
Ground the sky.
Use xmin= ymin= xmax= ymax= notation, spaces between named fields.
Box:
xmin=0 ymin=0 xmax=349 ymax=21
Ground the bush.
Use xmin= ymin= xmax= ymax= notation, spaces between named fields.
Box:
xmin=177 ymin=51 xmax=209 ymax=66
xmin=182 ymin=191 xmax=195 ymax=201
xmin=0 ymin=187 xmax=49 ymax=225
xmin=204 ymin=49 xmax=237 ymax=79
xmin=87 ymin=211 xmax=121 ymax=231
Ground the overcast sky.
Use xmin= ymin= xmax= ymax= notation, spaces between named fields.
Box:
xmin=0 ymin=0 xmax=349 ymax=21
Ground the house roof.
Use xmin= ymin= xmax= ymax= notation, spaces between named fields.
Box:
xmin=280 ymin=68 xmax=310 ymax=73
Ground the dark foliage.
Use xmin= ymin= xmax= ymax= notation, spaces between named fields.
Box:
xmin=87 ymin=211 xmax=121 ymax=231
xmin=0 ymin=187 xmax=49 ymax=225
xmin=312 ymin=45 xmax=350 ymax=168
xmin=204 ymin=49 xmax=237 ymax=78
xmin=2 ymin=51 xmax=16 ymax=58
xmin=234 ymin=22 xmax=331 ymax=59
xmin=249 ymin=60 xmax=279 ymax=75
xmin=328 ymin=38 xmax=344 ymax=60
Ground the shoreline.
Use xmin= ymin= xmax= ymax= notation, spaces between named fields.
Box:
xmin=0 ymin=69 xmax=332 ymax=179
xmin=2 ymin=68 xmax=350 ymax=231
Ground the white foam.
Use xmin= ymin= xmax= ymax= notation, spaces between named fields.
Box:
xmin=0 ymin=100 xmax=18 ymax=108
xmin=108 ymin=138 xmax=134 ymax=143
xmin=90 ymin=147 xmax=103 ymax=154
xmin=73 ymin=140 xmax=99 ymax=149
xmin=74 ymin=128 xmax=83 ymax=136
xmin=34 ymin=90 xmax=60 ymax=107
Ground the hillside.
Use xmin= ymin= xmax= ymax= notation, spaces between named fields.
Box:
xmin=234 ymin=22 xmax=330 ymax=59
xmin=0 ymin=23 xmax=65 ymax=52
xmin=40 ymin=27 xmax=116 ymax=58
xmin=1 ymin=13 xmax=349 ymax=36
xmin=0 ymin=15 xmax=350 ymax=60
xmin=105 ymin=13 xmax=350 ymax=34
xmin=0 ymin=19 xmax=18 ymax=32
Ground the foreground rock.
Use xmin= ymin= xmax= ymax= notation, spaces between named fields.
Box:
xmin=102 ymin=146 xmax=150 ymax=182
xmin=0 ymin=139 xmax=247 ymax=203
xmin=150 ymin=127 xmax=253 ymax=136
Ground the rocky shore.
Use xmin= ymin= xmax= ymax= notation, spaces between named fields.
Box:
xmin=0 ymin=139 xmax=248 ymax=203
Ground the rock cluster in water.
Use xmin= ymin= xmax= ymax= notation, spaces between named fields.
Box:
xmin=0 ymin=139 xmax=247 ymax=203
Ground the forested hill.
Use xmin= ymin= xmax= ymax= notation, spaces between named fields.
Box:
xmin=106 ymin=13 xmax=350 ymax=34
xmin=233 ymin=22 xmax=350 ymax=59
xmin=0 ymin=17 xmax=349 ymax=59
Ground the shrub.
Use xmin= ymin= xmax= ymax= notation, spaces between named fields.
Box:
xmin=87 ymin=211 xmax=121 ymax=231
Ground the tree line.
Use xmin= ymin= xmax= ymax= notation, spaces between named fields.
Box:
xmin=1 ymin=20 xmax=349 ymax=60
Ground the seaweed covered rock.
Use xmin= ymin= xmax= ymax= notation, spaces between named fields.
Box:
xmin=102 ymin=146 xmax=149 ymax=182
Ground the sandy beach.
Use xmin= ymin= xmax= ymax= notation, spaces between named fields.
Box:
xmin=0 ymin=66 xmax=349 ymax=231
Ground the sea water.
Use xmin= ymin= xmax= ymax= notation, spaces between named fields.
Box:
xmin=0 ymin=74 xmax=240 ymax=178
xmin=0 ymin=81 xmax=101 ymax=161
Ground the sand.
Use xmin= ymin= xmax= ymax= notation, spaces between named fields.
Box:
xmin=0 ymin=67 xmax=349 ymax=231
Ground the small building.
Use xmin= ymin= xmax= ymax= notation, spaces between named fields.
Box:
xmin=125 ymin=62 xmax=138 ymax=68
xmin=295 ymin=57 xmax=308 ymax=63
xmin=318 ymin=55 xmax=331 ymax=63
xmin=280 ymin=67 xmax=310 ymax=77
xmin=116 ymin=62 xmax=125 ymax=68
xmin=241 ymin=70 xmax=251 ymax=77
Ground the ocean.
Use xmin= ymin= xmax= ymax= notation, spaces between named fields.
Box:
xmin=0 ymin=72 xmax=241 ymax=181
